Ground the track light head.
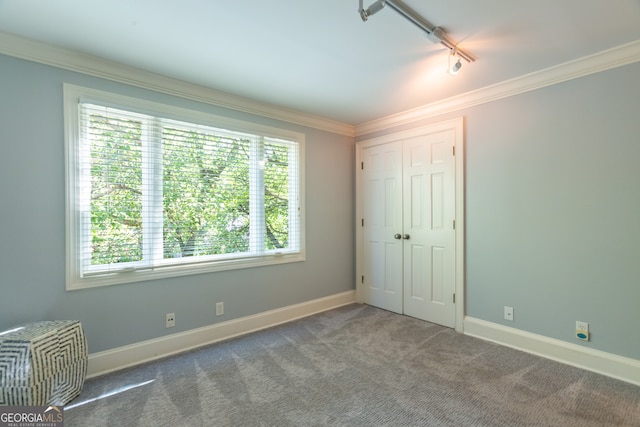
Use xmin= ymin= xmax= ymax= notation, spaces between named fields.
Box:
xmin=360 ymin=0 xmax=386 ymax=22
xmin=449 ymin=50 xmax=462 ymax=75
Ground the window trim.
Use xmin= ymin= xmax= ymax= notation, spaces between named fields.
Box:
xmin=64 ymin=84 xmax=305 ymax=290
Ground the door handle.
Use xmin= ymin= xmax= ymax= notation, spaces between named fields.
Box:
xmin=394 ymin=234 xmax=402 ymax=240
xmin=403 ymin=234 xmax=410 ymax=240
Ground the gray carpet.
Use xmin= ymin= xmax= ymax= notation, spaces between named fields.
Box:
xmin=65 ymin=304 xmax=640 ymax=426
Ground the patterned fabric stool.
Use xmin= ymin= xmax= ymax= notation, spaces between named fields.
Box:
xmin=0 ymin=320 xmax=88 ymax=406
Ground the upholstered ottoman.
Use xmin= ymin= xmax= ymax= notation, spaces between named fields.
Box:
xmin=0 ymin=320 xmax=87 ymax=406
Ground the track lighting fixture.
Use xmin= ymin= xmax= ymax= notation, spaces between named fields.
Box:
xmin=448 ymin=49 xmax=462 ymax=75
xmin=358 ymin=0 xmax=475 ymax=71
xmin=359 ymin=0 xmax=386 ymax=21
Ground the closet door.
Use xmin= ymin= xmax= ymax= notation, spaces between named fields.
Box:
xmin=362 ymin=140 xmax=403 ymax=314
xmin=402 ymin=131 xmax=455 ymax=327
xmin=360 ymin=129 xmax=456 ymax=328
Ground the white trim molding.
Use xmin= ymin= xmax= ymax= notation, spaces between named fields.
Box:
xmin=0 ymin=31 xmax=355 ymax=137
xmin=86 ymin=291 xmax=356 ymax=378
xmin=464 ymin=317 xmax=640 ymax=387
xmin=3 ymin=31 xmax=639 ymax=139
xmin=356 ymin=40 xmax=640 ymax=136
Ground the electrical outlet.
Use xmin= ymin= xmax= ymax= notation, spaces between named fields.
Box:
xmin=166 ymin=312 xmax=175 ymax=328
xmin=215 ymin=302 xmax=224 ymax=316
xmin=576 ymin=321 xmax=589 ymax=341
xmin=504 ymin=306 xmax=514 ymax=321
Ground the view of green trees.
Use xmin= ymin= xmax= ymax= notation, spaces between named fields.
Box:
xmin=89 ymin=113 xmax=144 ymax=265
xmin=87 ymin=109 xmax=292 ymax=267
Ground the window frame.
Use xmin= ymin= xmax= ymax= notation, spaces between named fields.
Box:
xmin=64 ymin=84 xmax=305 ymax=290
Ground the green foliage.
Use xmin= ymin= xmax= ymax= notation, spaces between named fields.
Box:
xmin=87 ymin=111 xmax=293 ymax=267
xmin=264 ymin=141 xmax=290 ymax=249
xmin=162 ymin=127 xmax=251 ymax=258
xmin=89 ymin=114 xmax=143 ymax=264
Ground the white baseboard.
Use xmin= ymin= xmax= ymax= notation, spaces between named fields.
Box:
xmin=464 ymin=316 xmax=640 ymax=386
xmin=87 ymin=290 xmax=356 ymax=378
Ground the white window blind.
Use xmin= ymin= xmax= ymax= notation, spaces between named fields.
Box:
xmin=65 ymin=85 xmax=304 ymax=289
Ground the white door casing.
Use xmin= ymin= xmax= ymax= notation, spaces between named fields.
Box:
xmin=356 ymin=118 xmax=464 ymax=331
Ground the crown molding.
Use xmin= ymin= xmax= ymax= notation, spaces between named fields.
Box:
xmin=3 ymin=31 xmax=638 ymax=139
xmin=0 ymin=31 xmax=355 ymax=137
xmin=356 ymin=39 xmax=640 ymax=137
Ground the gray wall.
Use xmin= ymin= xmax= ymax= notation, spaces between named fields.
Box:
xmin=2 ymin=50 xmax=638 ymax=362
xmin=0 ymin=54 xmax=355 ymax=353
xmin=358 ymin=61 xmax=640 ymax=360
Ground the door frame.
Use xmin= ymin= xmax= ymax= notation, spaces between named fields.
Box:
xmin=355 ymin=117 xmax=465 ymax=332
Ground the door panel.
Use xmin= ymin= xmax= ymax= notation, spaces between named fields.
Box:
xmin=409 ymin=244 xmax=426 ymax=299
xmin=430 ymin=246 xmax=445 ymax=303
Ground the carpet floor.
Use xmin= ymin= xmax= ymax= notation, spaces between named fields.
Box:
xmin=65 ymin=304 xmax=640 ymax=426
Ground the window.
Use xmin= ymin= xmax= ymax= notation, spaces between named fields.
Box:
xmin=64 ymin=85 xmax=304 ymax=289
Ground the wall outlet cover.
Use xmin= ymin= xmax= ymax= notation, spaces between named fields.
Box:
xmin=166 ymin=313 xmax=176 ymax=328
xmin=504 ymin=306 xmax=514 ymax=321
xmin=576 ymin=321 xmax=589 ymax=341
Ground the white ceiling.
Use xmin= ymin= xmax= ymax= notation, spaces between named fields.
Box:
xmin=1 ymin=0 xmax=639 ymax=125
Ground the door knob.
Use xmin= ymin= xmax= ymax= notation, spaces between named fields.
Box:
xmin=403 ymin=234 xmax=410 ymax=240
xmin=394 ymin=234 xmax=402 ymax=240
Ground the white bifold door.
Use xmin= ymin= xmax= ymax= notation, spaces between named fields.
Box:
xmin=360 ymin=128 xmax=456 ymax=327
